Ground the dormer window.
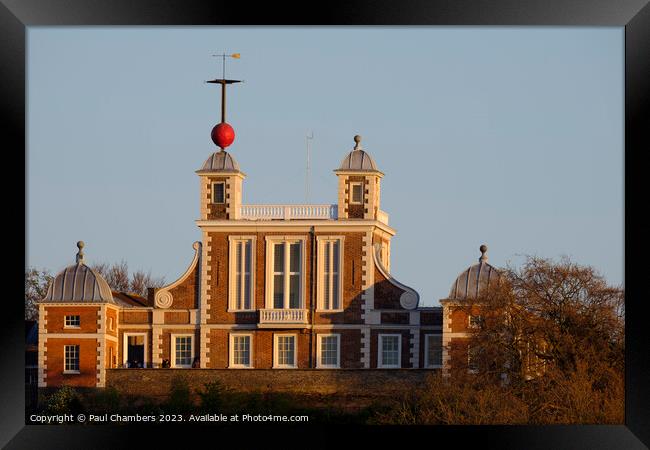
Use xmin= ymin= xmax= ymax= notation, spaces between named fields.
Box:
xmin=350 ymin=182 xmax=363 ymax=204
xmin=212 ymin=182 xmax=225 ymax=204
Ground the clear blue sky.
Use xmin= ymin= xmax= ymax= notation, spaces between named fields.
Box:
xmin=27 ymin=27 xmax=623 ymax=306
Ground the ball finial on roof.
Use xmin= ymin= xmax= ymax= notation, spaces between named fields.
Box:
xmin=353 ymin=134 xmax=362 ymax=150
xmin=211 ymin=122 xmax=235 ymax=149
xmin=479 ymin=244 xmax=488 ymax=263
xmin=337 ymin=135 xmax=379 ymax=171
xmin=76 ymin=241 xmax=85 ymax=264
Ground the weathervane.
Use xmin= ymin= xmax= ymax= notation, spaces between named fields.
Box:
xmin=207 ymin=53 xmax=241 ymax=150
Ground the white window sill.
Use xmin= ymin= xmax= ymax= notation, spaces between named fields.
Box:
xmin=316 ymin=365 xmax=340 ymax=369
xmin=63 ymin=370 xmax=80 ymax=375
xmin=315 ymin=309 xmax=344 ymax=313
xmin=227 ymin=309 xmax=256 ymax=313
xmin=172 ymin=365 xmax=192 ymax=369
xmin=228 ymin=365 xmax=253 ymax=369
xmin=63 ymin=326 xmax=81 ymax=329
xmin=272 ymin=365 xmax=298 ymax=369
xmin=378 ymin=365 xmax=401 ymax=369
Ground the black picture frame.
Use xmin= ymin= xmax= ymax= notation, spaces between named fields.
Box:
xmin=2 ymin=0 xmax=648 ymax=448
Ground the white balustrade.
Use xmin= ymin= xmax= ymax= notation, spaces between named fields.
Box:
xmin=259 ymin=309 xmax=308 ymax=324
xmin=240 ymin=204 xmax=337 ymax=220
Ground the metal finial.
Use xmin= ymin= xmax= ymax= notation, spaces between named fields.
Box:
xmin=479 ymin=244 xmax=488 ymax=263
xmin=353 ymin=135 xmax=362 ymax=150
xmin=76 ymin=241 xmax=85 ymax=264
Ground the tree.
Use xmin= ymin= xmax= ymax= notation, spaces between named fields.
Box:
xmin=91 ymin=260 xmax=166 ymax=297
xmin=376 ymin=255 xmax=624 ymax=424
xmin=460 ymin=255 xmax=624 ymax=423
xmin=25 ymin=268 xmax=52 ymax=320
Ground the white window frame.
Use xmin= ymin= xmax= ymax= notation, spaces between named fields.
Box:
xmin=349 ymin=181 xmax=363 ymax=205
xmin=265 ymin=236 xmax=307 ymax=310
xmin=123 ymin=332 xmax=148 ymax=367
xmin=212 ymin=181 xmax=226 ymax=204
xmin=316 ymin=236 xmax=344 ymax=311
xmin=273 ymin=333 xmax=298 ymax=368
xmin=64 ymin=315 xmax=80 ymax=329
xmin=316 ymin=333 xmax=341 ymax=368
xmin=378 ymin=333 xmax=402 ymax=369
xmin=228 ymin=236 xmax=257 ymax=311
xmin=468 ymin=314 xmax=483 ymax=329
xmin=424 ymin=334 xmax=443 ymax=368
xmin=63 ymin=344 xmax=80 ymax=374
xmin=171 ymin=333 xmax=194 ymax=368
xmin=229 ymin=333 xmax=254 ymax=368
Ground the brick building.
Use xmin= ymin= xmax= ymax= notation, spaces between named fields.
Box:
xmin=37 ymin=77 xmax=497 ymax=388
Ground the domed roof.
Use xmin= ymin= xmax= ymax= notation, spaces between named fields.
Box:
xmin=199 ymin=149 xmax=240 ymax=172
xmin=448 ymin=245 xmax=500 ymax=300
xmin=41 ymin=242 xmax=114 ymax=303
xmin=337 ymin=135 xmax=380 ymax=172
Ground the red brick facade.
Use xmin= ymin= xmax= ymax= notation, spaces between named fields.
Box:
xmin=38 ymin=137 xmax=485 ymax=389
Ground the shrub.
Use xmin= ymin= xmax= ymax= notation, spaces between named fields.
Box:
xmin=165 ymin=376 xmax=192 ymax=414
xmin=44 ymin=386 xmax=83 ymax=416
xmin=197 ymin=380 xmax=227 ymax=412
xmin=88 ymin=387 xmax=121 ymax=413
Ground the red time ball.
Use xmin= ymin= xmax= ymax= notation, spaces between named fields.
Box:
xmin=211 ymin=122 xmax=235 ymax=148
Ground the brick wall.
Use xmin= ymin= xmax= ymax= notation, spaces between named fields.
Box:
xmin=105 ymin=368 xmax=431 ymax=401
xmin=421 ymin=310 xmax=443 ymax=325
xmin=447 ymin=337 xmax=471 ymax=371
xmin=164 ymin=311 xmax=191 ymax=324
xmin=165 ymin=264 xmax=200 ymax=309
xmin=345 ymin=176 xmax=366 ymax=219
xmin=45 ymin=306 xmax=100 ymax=333
xmin=120 ymin=310 xmax=151 ymax=324
xmin=449 ymin=306 xmax=481 ymax=333
xmin=373 ymin=268 xmax=405 ymax=309
xmin=207 ymin=231 xmax=366 ymax=325
xmin=419 ymin=330 xmax=443 ymax=368
xmin=106 ymin=340 xmax=118 ymax=369
xmin=380 ymin=312 xmax=409 ymax=324
xmin=207 ymin=329 xmax=313 ymax=369
xmin=314 ymin=232 xmax=364 ymax=325
xmin=329 ymin=329 xmax=363 ymax=368
xmin=106 ymin=307 xmax=118 ymax=338
xmin=206 ymin=176 xmax=228 ymax=220
xmin=45 ymin=338 xmax=99 ymax=387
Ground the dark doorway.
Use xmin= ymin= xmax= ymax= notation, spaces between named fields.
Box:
xmin=126 ymin=335 xmax=145 ymax=368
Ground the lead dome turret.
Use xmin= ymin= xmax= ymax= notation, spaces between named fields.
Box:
xmin=338 ymin=135 xmax=380 ymax=172
xmin=448 ymin=245 xmax=500 ymax=300
xmin=41 ymin=241 xmax=115 ymax=303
